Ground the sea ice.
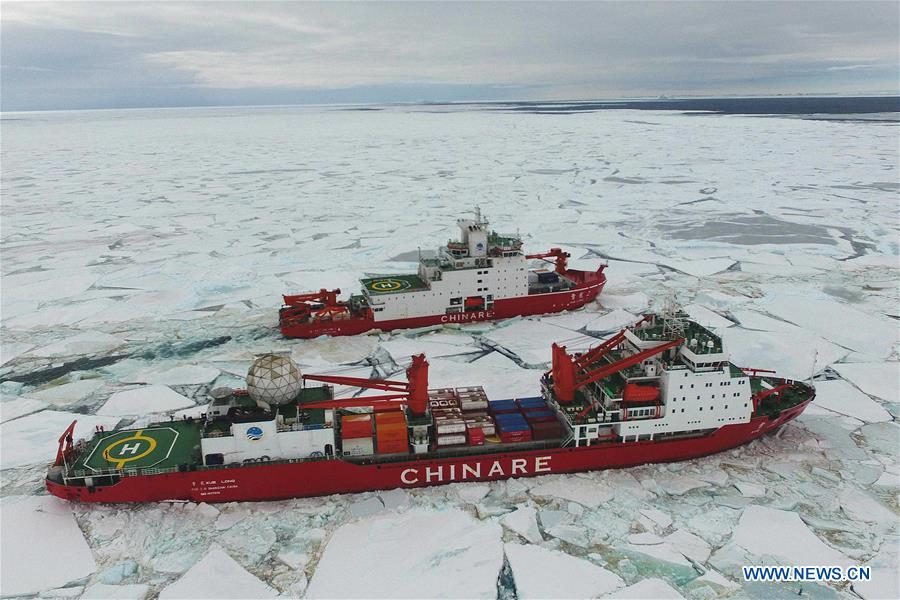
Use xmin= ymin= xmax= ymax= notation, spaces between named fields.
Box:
xmin=124 ymin=364 xmax=221 ymax=386
xmin=658 ymin=258 xmax=735 ymax=277
xmin=25 ymin=379 xmax=104 ymax=406
xmin=97 ymin=385 xmax=195 ymax=416
xmin=27 ymin=332 xmax=125 ymax=358
xmin=812 ymin=379 xmax=891 ymax=423
xmin=732 ymin=505 xmax=852 ymax=567
xmin=505 ymin=542 xmax=624 ymax=599
xmin=306 ymin=509 xmax=503 ymax=599
xmin=837 ymin=487 xmax=895 ymax=525
xmin=158 ymin=546 xmax=277 ymax=599
xmin=0 ymin=410 xmax=119 ymax=469
xmin=585 ymin=309 xmax=638 ymax=333
xmin=499 ymin=506 xmax=542 ymax=544
xmin=720 ymin=327 xmax=847 ymax=380
xmin=830 ymin=362 xmax=900 ymax=403
xmin=0 ymin=496 xmax=97 ymax=597
xmin=664 ymin=529 xmax=712 ymax=564
xmin=756 ymin=291 xmax=898 ymax=357
xmin=80 ymin=583 xmax=150 ymax=600
xmin=530 ymin=475 xmax=615 ymax=508
xmin=0 ymin=396 xmax=48 ymax=422
xmin=603 ymin=578 xmax=684 ymax=599
xmin=682 ymin=304 xmax=734 ymax=329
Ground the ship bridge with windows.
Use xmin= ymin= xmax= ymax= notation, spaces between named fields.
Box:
xmin=545 ymin=311 xmax=757 ymax=446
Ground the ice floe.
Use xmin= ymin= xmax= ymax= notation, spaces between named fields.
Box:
xmin=1 ymin=410 xmax=120 ymax=469
xmin=813 ymin=379 xmax=892 ymax=423
xmin=505 ymin=542 xmax=624 ymax=599
xmin=97 ymin=385 xmax=195 ymax=416
xmin=0 ymin=496 xmax=97 ymax=597
xmin=831 ymin=362 xmax=900 ymax=403
xmin=158 ymin=545 xmax=277 ymax=599
xmin=732 ymin=505 xmax=852 ymax=567
xmin=306 ymin=509 xmax=503 ymax=598
xmin=603 ymin=578 xmax=684 ymax=599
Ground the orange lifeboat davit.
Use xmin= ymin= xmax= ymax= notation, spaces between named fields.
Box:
xmin=623 ymin=383 xmax=660 ymax=403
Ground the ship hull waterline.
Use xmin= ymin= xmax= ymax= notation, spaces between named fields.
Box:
xmin=280 ymin=275 xmax=605 ymax=338
xmin=47 ymin=399 xmax=809 ymax=504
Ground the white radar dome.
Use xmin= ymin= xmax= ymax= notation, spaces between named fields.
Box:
xmin=246 ymin=354 xmax=303 ymax=405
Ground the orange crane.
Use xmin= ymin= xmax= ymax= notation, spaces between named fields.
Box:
xmin=525 ymin=248 xmax=570 ymax=274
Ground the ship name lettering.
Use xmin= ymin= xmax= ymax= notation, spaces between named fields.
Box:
xmin=439 ymin=311 xmax=494 ymax=324
xmin=400 ymin=456 xmax=553 ymax=485
xmin=461 ymin=463 xmax=480 ymax=478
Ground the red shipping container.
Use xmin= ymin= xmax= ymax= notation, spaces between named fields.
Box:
xmin=375 ymin=411 xmax=406 ymax=424
xmin=466 ymin=427 xmax=485 ymax=446
xmin=341 ymin=414 xmax=373 ymax=439
xmin=525 ymin=414 xmax=557 ymax=423
xmin=377 ymin=441 xmax=408 ymax=454
xmin=499 ymin=430 xmax=532 ymax=443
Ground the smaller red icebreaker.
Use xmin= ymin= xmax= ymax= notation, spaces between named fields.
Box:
xmin=279 ymin=208 xmax=607 ymax=338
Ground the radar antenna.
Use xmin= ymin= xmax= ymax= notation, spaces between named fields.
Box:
xmin=660 ymin=294 xmax=686 ymax=340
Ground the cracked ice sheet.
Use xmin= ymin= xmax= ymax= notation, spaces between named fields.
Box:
xmin=733 ymin=505 xmax=853 ymax=568
xmin=98 ymin=385 xmax=195 ymax=416
xmin=0 ymin=410 xmax=120 ymax=469
xmin=754 ymin=289 xmax=899 ymax=357
xmin=505 ymin=542 xmax=624 ymax=599
xmin=0 ymin=496 xmax=97 ymax=597
xmin=306 ymin=509 xmax=503 ymax=599
xmin=812 ymin=379 xmax=892 ymax=423
xmin=481 ymin=320 xmax=596 ymax=366
xmin=831 ymin=362 xmax=900 ymax=403
xmin=158 ymin=545 xmax=277 ymax=599
xmin=720 ymin=327 xmax=847 ymax=380
xmin=427 ymin=352 xmax=539 ymax=400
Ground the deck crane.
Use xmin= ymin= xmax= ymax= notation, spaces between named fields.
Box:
xmin=299 ymin=354 xmax=430 ymax=416
xmin=281 ymin=289 xmax=350 ymax=323
xmin=550 ymin=328 xmax=684 ymax=403
xmin=525 ymin=248 xmax=570 ymax=274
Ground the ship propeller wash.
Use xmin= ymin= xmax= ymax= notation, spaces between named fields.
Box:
xmin=279 ymin=209 xmax=607 ymax=337
xmin=47 ymin=311 xmax=814 ymax=503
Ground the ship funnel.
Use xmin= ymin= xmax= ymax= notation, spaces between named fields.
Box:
xmin=246 ymin=354 xmax=304 ymax=406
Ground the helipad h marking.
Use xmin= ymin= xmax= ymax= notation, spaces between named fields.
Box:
xmin=102 ymin=430 xmax=157 ymax=469
xmin=369 ymin=278 xmax=410 ymax=292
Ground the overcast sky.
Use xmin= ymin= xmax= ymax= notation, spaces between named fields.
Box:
xmin=2 ymin=1 xmax=898 ymax=111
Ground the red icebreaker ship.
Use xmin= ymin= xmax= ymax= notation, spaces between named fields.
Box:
xmin=279 ymin=209 xmax=607 ymax=337
xmin=47 ymin=311 xmax=813 ymax=503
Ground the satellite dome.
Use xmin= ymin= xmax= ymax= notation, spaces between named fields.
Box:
xmin=246 ymin=354 xmax=303 ymax=405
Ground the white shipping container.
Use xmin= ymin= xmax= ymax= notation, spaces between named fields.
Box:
xmin=436 ymin=434 xmax=466 ymax=446
xmin=342 ymin=437 xmax=374 ymax=456
xmin=434 ymin=419 xmax=466 ymax=434
xmin=460 ymin=399 xmax=489 ymax=411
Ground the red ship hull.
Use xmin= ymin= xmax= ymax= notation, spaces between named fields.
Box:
xmin=280 ymin=270 xmax=606 ymax=338
xmin=46 ymin=398 xmax=809 ymax=504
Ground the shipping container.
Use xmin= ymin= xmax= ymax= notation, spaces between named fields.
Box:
xmin=499 ymin=430 xmax=532 ymax=443
xmin=341 ymin=414 xmax=373 ymax=439
xmin=466 ymin=427 xmax=485 ymax=446
xmin=342 ymin=437 xmax=374 ymax=455
xmin=488 ymin=399 xmax=518 ymax=414
xmin=434 ymin=419 xmax=467 ymax=435
xmin=375 ymin=411 xmax=407 ymax=424
xmin=537 ymin=272 xmax=559 ymax=284
xmin=376 ymin=439 xmax=409 ymax=454
xmin=436 ymin=434 xmax=467 ymax=447
xmin=516 ymin=397 xmax=547 ymax=408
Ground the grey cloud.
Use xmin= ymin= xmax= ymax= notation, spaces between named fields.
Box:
xmin=2 ymin=1 xmax=897 ymax=111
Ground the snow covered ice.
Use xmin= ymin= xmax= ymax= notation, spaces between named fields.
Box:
xmin=1 ymin=104 xmax=898 ymax=598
